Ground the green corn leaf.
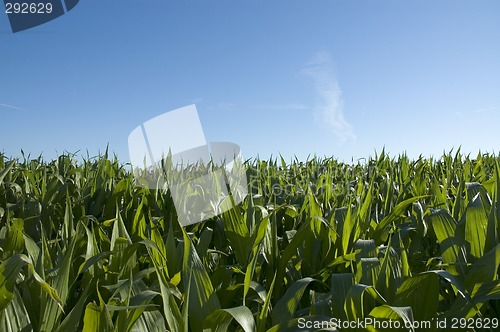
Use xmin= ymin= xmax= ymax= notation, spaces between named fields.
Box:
xmin=3 ymin=218 xmax=25 ymax=259
xmin=272 ymin=277 xmax=322 ymax=326
xmin=82 ymin=301 xmax=113 ymax=332
xmin=341 ymin=205 xmax=356 ymax=255
xmin=143 ymin=239 xmax=182 ymax=331
xmin=0 ymin=254 xmax=31 ymax=311
xmin=203 ymin=306 xmax=255 ymax=332
xmin=463 ymin=243 xmax=500 ymax=292
xmin=368 ymin=305 xmax=414 ymax=329
xmin=0 ymin=254 xmax=62 ymax=318
xmin=128 ymin=310 xmax=166 ymax=332
xmin=182 ymin=228 xmax=220 ymax=331
xmin=243 ymin=216 xmax=269 ymax=304
xmin=274 ymin=222 xmax=313 ymax=299
xmin=39 ymin=222 xmax=84 ymax=332
xmin=427 ymin=209 xmax=468 ymax=278
xmin=257 ymin=272 xmax=276 ymax=332
xmin=330 ymin=273 xmax=354 ymax=320
xmin=448 ymin=280 xmax=500 ymax=318
xmin=345 ymin=284 xmax=387 ymax=321
xmin=373 ymin=196 xmax=427 ymax=243
xmin=55 ymin=278 xmax=95 ymax=332
xmin=0 ymin=160 xmax=15 ymax=185
xmin=465 ymin=193 xmax=489 ymax=260
xmin=0 ymin=288 xmax=32 ymax=332
xmin=393 ymin=273 xmax=439 ymax=321
xmin=376 ymin=245 xmax=403 ymax=303
xmin=221 ymin=204 xmax=252 ymax=267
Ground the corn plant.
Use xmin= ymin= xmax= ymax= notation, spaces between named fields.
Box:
xmin=0 ymin=150 xmax=499 ymax=331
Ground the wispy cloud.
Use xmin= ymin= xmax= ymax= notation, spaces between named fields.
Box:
xmin=301 ymin=52 xmax=355 ymax=143
xmin=0 ymin=103 xmax=25 ymax=111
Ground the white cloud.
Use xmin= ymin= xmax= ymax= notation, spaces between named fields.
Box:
xmin=302 ymin=52 xmax=356 ymax=143
xmin=0 ymin=103 xmax=25 ymax=111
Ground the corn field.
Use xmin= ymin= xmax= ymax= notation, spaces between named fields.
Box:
xmin=0 ymin=150 xmax=499 ymax=331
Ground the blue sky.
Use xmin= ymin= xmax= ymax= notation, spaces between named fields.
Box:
xmin=1 ymin=0 xmax=499 ymax=163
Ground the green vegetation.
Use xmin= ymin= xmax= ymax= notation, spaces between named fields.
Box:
xmin=0 ymin=150 xmax=499 ymax=331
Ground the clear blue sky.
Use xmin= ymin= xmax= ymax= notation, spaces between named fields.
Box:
xmin=1 ymin=0 xmax=499 ymax=163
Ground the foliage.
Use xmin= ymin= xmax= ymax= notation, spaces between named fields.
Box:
xmin=0 ymin=149 xmax=499 ymax=331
